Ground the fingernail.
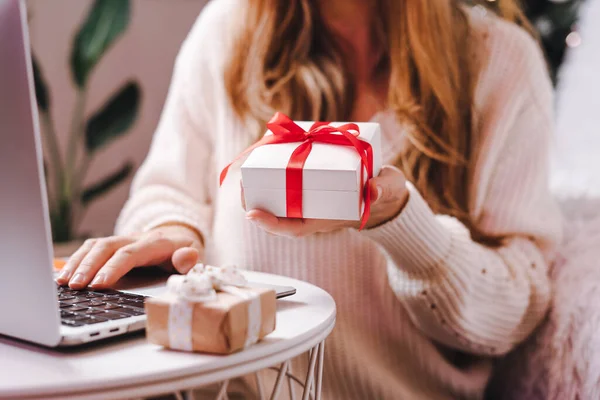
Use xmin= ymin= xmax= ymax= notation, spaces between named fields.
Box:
xmin=70 ymin=273 xmax=85 ymax=287
xmin=184 ymin=262 xmax=195 ymax=273
xmin=56 ymin=269 xmax=70 ymax=283
xmin=248 ymin=217 xmax=263 ymax=228
xmin=377 ymin=186 xmax=383 ymax=200
xmin=90 ymin=274 xmax=105 ymax=287
xmin=175 ymin=260 xmax=196 ymax=274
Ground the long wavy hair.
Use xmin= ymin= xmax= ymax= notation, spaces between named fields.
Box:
xmin=224 ymin=0 xmax=535 ymax=243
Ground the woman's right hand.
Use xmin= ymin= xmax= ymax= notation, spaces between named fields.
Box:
xmin=55 ymin=224 xmax=204 ymax=290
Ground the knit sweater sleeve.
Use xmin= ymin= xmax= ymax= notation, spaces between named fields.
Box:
xmin=114 ymin=3 xmax=224 ymax=238
xmin=363 ymin=19 xmax=563 ymax=356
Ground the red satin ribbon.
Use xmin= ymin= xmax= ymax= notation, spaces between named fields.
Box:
xmin=220 ymin=112 xmax=374 ymax=229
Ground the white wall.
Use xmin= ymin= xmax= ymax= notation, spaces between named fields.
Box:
xmin=26 ymin=0 xmax=208 ymax=237
xmin=552 ymin=0 xmax=600 ymax=199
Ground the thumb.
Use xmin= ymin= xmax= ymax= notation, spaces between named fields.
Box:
xmin=171 ymin=247 xmax=200 ymax=274
xmin=369 ymin=166 xmax=407 ymax=204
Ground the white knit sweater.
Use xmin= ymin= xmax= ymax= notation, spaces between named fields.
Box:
xmin=115 ymin=2 xmax=563 ymax=398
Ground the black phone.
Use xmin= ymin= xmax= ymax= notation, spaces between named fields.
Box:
xmin=246 ymin=282 xmax=297 ymax=299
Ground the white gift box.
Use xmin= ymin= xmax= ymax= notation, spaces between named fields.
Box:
xmin=241 ymin=121 xmax=382 ymax=221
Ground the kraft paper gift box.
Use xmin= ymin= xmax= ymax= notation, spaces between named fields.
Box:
xmin=237 ymin=114 xmax=382 ymax=223
xmin=145 ymin=266 xmax=276 ymax=355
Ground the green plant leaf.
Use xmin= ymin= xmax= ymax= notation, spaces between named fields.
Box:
xmin=50 ymin=197 xmax=73 ymax=243
xmin=43 ymin=159 xmax=49 ymax=181
xmin=85 ymin=82 xmax=140 ymax=152
xmin=70 ymin=0 xmax=131 ymax=87
xmin=81 ymin=161 xmax=133 ymax=206
xmin=32 ymin=54 xmax=50 ymax=112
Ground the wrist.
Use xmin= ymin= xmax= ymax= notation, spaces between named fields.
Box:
xmin=365 ymin=188 xmax=410 ymax=230
xmin=393 ymin=190 xmax=410 ymax=218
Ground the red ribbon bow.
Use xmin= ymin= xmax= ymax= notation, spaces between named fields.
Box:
xmin=220 ymin=112 xmax=374 ymax=229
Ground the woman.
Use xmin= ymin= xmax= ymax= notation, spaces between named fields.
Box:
xmin=56 ymin=0 xmax=563 ymax=398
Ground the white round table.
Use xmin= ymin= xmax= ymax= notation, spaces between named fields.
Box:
xmin=0 ymin=271 xmax=336 ymax=400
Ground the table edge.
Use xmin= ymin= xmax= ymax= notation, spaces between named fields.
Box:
xmin=15 ymin=317 xmax=336 ymax=400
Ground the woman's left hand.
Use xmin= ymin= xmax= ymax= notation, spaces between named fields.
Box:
xmin=243 ymin=166 xmax=409 ymax=237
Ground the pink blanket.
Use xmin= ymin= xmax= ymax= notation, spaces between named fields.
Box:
xmin=488 ymin=199 xmax=600 ymax=399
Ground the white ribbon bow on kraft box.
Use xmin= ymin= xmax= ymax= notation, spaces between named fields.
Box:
xmin=166 ymin=265 xmax=262 ymax=351
xmin=145 ymin=265 xmax=276 ymax=354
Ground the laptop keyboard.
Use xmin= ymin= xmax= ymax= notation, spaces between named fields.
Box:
xmin=57 ymin=285 xmax=147 ymax=327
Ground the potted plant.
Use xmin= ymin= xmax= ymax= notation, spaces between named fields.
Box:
xmin=31 ymin=0 xmax=141 ymax=256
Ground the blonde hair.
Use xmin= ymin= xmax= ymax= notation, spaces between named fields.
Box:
xmin=224 ymin=0 xmax=535 ymax=244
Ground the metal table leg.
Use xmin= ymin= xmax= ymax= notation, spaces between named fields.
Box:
xmin=172 ymin=339 xmax=327 ymax=400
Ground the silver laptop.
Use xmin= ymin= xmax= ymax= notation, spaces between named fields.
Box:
xmin=0 ymin=0 xmax=295 ymax=348
xmin=0 ymin=0 xmax=153 ymax=347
